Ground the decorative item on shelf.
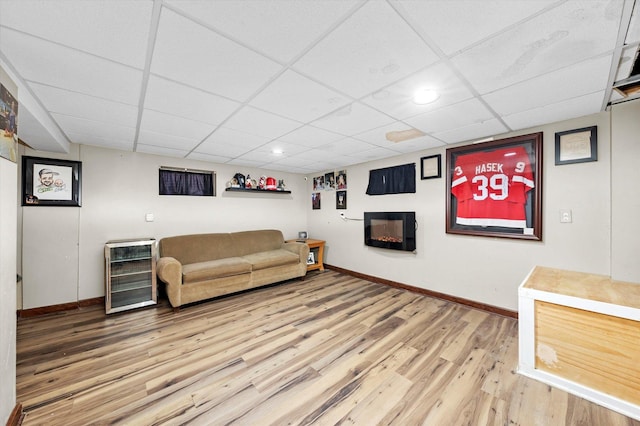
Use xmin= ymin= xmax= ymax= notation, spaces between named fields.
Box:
xmin=277 ymin=179 xmax=286 ymax=191
xmin=266 ymin=176 xmax=277 ymax=190
xmin=233 ymin=172 xmax=246 ymax=188
xmin=259 ymin=175 xmax=267 ymax=189
xmin=245 ymin=174 xmax=253 ymax=189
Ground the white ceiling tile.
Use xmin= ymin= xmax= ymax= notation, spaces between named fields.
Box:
xmin=145 ymin=75 xmax=240 ymax=126
xmin=277 ymin=124 xmax=345 ymax=148
xmin=30 ymin=83 xmax=138 ymax=128
xmin=202 ymin=127 xmax=270 ymax=150
xmin=0 ymin=29 xmax=143 ymax=104
xmin=393 ymin=0 xmax=557 ymax=55
xmin=136 ymin=144 xmax=191 ymax=159
xmin=140 ymin=109 xmax=215 ymax=141
xmin=355 ymin=121 xmax=414 ymax=146
xmin=186 ymin=152 xmax=233 ymax=164
xmin=319 ymin=137 xmax=378 ymax=155
xmin=502 ymin=91 xmax=605 ymax=130
xmin=15 ymin=106 xmax=69 ymax=153
xmin=361 ymin=62 xmax=474 ymax=120
xmin=0 ymin=0 xmax=152 ymax=68
xmin=66 ymin=133 xmax=132 ymax=152
xmin=294 ymin=1 xmax=439 ymax=98
xmin=405 ymin=98 xmax=497 ymax=135
xmin=346 ymin=146 xmax=403 ymax=162
xmin=385 ymin=135 xmax=445 ymax=153
xmin=626 ymin=2 xmax=640 ymax=44
xmin=51 ymin=113 xmax=135 ymax=143
xmin=225 ymin=157 xmax=269 ymax=168
xmin=151 ymin=8 xmax=282 ymax=102
xmin=137 ymin=130 xmax=200 ymax=151
xmin=451 ymin=0 xmax=624 ymax=94
xmin=254 ymin=141 xmax=311 ymax=156
xmin=431 ymin=119 xmax=508 ymax=145
xmin=311 ymin=102 xmax=395 ymax=136
xmin=250 ymin=70 xmax=350 ymax=122
xmin=483 ymin=55 xmax=612 ymax=116
xmin=615 ymin=46 xmax=639 ymax=81
xmin=223 ymin=106 xmax=302 ymax=139
xmin=165 ymin=0 xmax=359 ymax=63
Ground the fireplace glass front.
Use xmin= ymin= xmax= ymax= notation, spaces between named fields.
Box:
xmin=364 ymin=211 xmax=416 ymax=251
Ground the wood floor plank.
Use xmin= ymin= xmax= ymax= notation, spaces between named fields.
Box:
xmin=16 ymin=270 xmax=640 ymax=425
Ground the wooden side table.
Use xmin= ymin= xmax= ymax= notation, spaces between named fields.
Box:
xmin=287 ymin=238 xmax=325 ymax=272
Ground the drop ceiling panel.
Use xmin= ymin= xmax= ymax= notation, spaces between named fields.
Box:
xmin=250 ymin=70 xmax=349 ymax=123
xmin=452 ymin=1 xmax=624 ymax=94
xmin=311 ymin=102 xmax=396 ymax=136
xmin=432 ymin=119 xmax=508 ymax=145
xmin=615 ymin=46 xmax=638 ymax=81
xmin=144 ymin=75 xmax=240 ymax=126
xmin=52 ymin=114 xmax=136 ymax=145
xmin=627 ymin=5 xmax=640 ymax=44
xmin=361 ymin=62 xmax=474 ymax=120
xmin=277 ymin=124 xmax=344 ymax=148
xmin=0 ymin=29 xmax=143 ymax=104
xmin=503 ymin=91 xmax=605 ymax=130
xmin=17 ymin=107 xmax=69 ymax=153
xmin=385 ymin=135 xmax=446 ymax=153
xmin=223 ymin=106 xmax=302 ymax=140
xmin=151 ymin=8 xmax=282 ymax=102
xmin=137 ymin=144 xmax=192 ymax=159
xmin=165 ymin=0 xmax=359 ymax=63
xmin=319 ymin=137 xmax=378 ymax=155
xmin=0 ymin=0 xmax=152 ymax=68
xmin=140 ymin=109 xmax=216 ymax=142
xmin=186 ymin=152 xmax=232 ymax=164
xmin=483 ymin=55 xmax=612 ymax=116
xmin=393 ymin=0 xmax=557 ymax=55
xmin=196 ymin=127 xmax=270 ymax=157
xmin=405 ymin=98 xmax=497 ymax=135
xmin=293 ymin=0 xmax=439 ymax=98
xmin=254 ymin=140 xmax=311 ymax=157
xmin=66 ymin=132 xmax=133 ymax=152
xmin=30 ymin=83 xmax=138 ymax=128
xmin=346 ymin=146 xmax=403 ymax=163
xmin=137 ymin=130 xmax=201 ymax=151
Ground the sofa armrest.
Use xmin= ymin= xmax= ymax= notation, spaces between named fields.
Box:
xmin=282 ymin=242 xmax=310 ymax=263
xmin=157 ymin=256 xmax=182 ymax=307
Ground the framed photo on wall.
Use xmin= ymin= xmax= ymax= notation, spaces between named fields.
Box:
xmin=22 ymin=156 xmax=82 ymax=206
xmin=420 ymin=154 xmax=441 ymax=179
xmin=336 ymin=190 xmax=347 ymax=209
xmin=555 ymin=126 xmax=597 ymax=165
xmin=445 ymin=133 xmax=543 ymax=241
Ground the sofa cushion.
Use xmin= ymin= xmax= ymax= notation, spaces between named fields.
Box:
xmin=182 ymin=257 xmax=251 ymax=283
xmin=242 ymin=249 xmax=299 ymax=271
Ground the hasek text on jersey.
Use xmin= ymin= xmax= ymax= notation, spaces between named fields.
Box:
xmin=475 ymin=162 xmax=504 ymax=175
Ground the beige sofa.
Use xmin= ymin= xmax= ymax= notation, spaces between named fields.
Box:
xmin=156 ymin=229 xmax=309 ymax=308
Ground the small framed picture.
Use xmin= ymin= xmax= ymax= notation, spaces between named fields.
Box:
xmin=555 ymin=126 xmax=597 ymax=165
xmin=22 ymin=156 xmax=82 ymax=206
xmin=420 ymin=154 xmax=441 ymax=179
xmin=298 ymin=231 xmax=308 ymax=239
xmin=307 ymin=251 xmax=315 ymax=265
xmin=312 ymin=192 xmax=321 ymax=209
xmin=336 ymin=190 xmax=347 ymax=209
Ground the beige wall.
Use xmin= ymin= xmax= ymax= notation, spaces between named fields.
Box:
xmin=19 ymin=144 xmax=308 ymax=309
xmin=611 ymin=100 xmax=640 ymax=282
xmin=307 ymin=110 xmax=619 ymax=311
xmin=0 ymin=157 xmax=17 ymax=424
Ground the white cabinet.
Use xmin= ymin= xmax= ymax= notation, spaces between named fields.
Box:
xmin=105 ymin=238 xmax=156 ymax=314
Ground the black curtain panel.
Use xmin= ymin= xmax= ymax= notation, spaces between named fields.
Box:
xmin=366 ymin=163 xmax=416 ymax=195
xmin=159 ymin=169 xmax=214 ymax=196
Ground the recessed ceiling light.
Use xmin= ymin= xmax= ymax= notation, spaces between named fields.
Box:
xmin=272 ymin=148 xmax=284 ymax=155
xmin=413 ymin=88 xmax=439 ymax=105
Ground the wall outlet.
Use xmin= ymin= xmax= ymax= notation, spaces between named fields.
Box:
xmin=559 ymin=209 xmax=572 ymax=223
xmin=145 ymin=213 xmax=154 ymax=222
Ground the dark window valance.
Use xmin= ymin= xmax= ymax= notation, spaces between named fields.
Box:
xmin=159 ymin=167 xmax=215 ymax=196
xmin=366 ymin=163 xmax=416 ymax=195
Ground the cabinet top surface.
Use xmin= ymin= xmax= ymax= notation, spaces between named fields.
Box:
xmin=523 ymin=266 xmax=640 ymax=309
xmin=286 ymin=238 xmax=325 ymax=245
xmin=106 ymin=238 xmax=156 ymax=246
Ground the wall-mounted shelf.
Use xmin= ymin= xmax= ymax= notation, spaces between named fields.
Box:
xmin=225 ymin=187 xmax=291 ymax=194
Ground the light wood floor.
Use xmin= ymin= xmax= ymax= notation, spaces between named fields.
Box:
xmin=16 ymin=270 xmax=640 ymax=425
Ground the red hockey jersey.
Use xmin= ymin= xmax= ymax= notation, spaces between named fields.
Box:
xmin=451 ymin=146 xmax=534 ymax=228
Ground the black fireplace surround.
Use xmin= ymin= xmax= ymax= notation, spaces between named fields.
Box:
xmin=364 ymin=211 xmax=416 ymax=252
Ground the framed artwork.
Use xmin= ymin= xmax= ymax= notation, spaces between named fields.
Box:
xmin=307 ymin=251 xmax=315 ymax=265
xmin=446 ymin=132 xmax=543 ymax=241
xmin=298 ymin=231 xmax=308 ymax=239
xmin=324 ymin=171 xmax=335 ymax=190
xmin=22 ymin=156 xmax=82 ymax=206
xmin=312 ymin=192 xmax=321 ymax=210
xmin=420 ymin=154 xmax=441 ymax=179
xmin=313 ymin=175 xmax=324 ymax=191
xmin=336 ymin=190 xmax=347 ymax=209
xmin=0 ymin=79 xmax=18 ymax=163
xmin=555 ymin=126 xmax=597 ymax=165
xmin=336 ymin=170 xmax=347 ymax=189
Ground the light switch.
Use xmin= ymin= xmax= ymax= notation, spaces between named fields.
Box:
xmin=559 ymin=209 xmax=572 ymax=223
xmin=145 ymin=213 xmax=154 ymax=222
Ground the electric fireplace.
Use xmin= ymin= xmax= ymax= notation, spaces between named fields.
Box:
xmin=364 ymin=211 xmax=416 ymax=252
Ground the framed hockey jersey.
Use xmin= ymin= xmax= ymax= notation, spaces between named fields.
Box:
xmin=446 ymin=133 xmax=543 ymax=241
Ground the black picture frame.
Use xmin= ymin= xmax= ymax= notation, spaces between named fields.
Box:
xmin=420 ymin=154 xmax=441 ymax=179
xmin=336 ymin=190 xmax=347 ymax=209
xmin=22 ymin=156 xmax=82 ymax=206
xmin=555 ymin=126 xmax=597 ymax=165
xmin=446 ymin=132 xmax=543 ymax=241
